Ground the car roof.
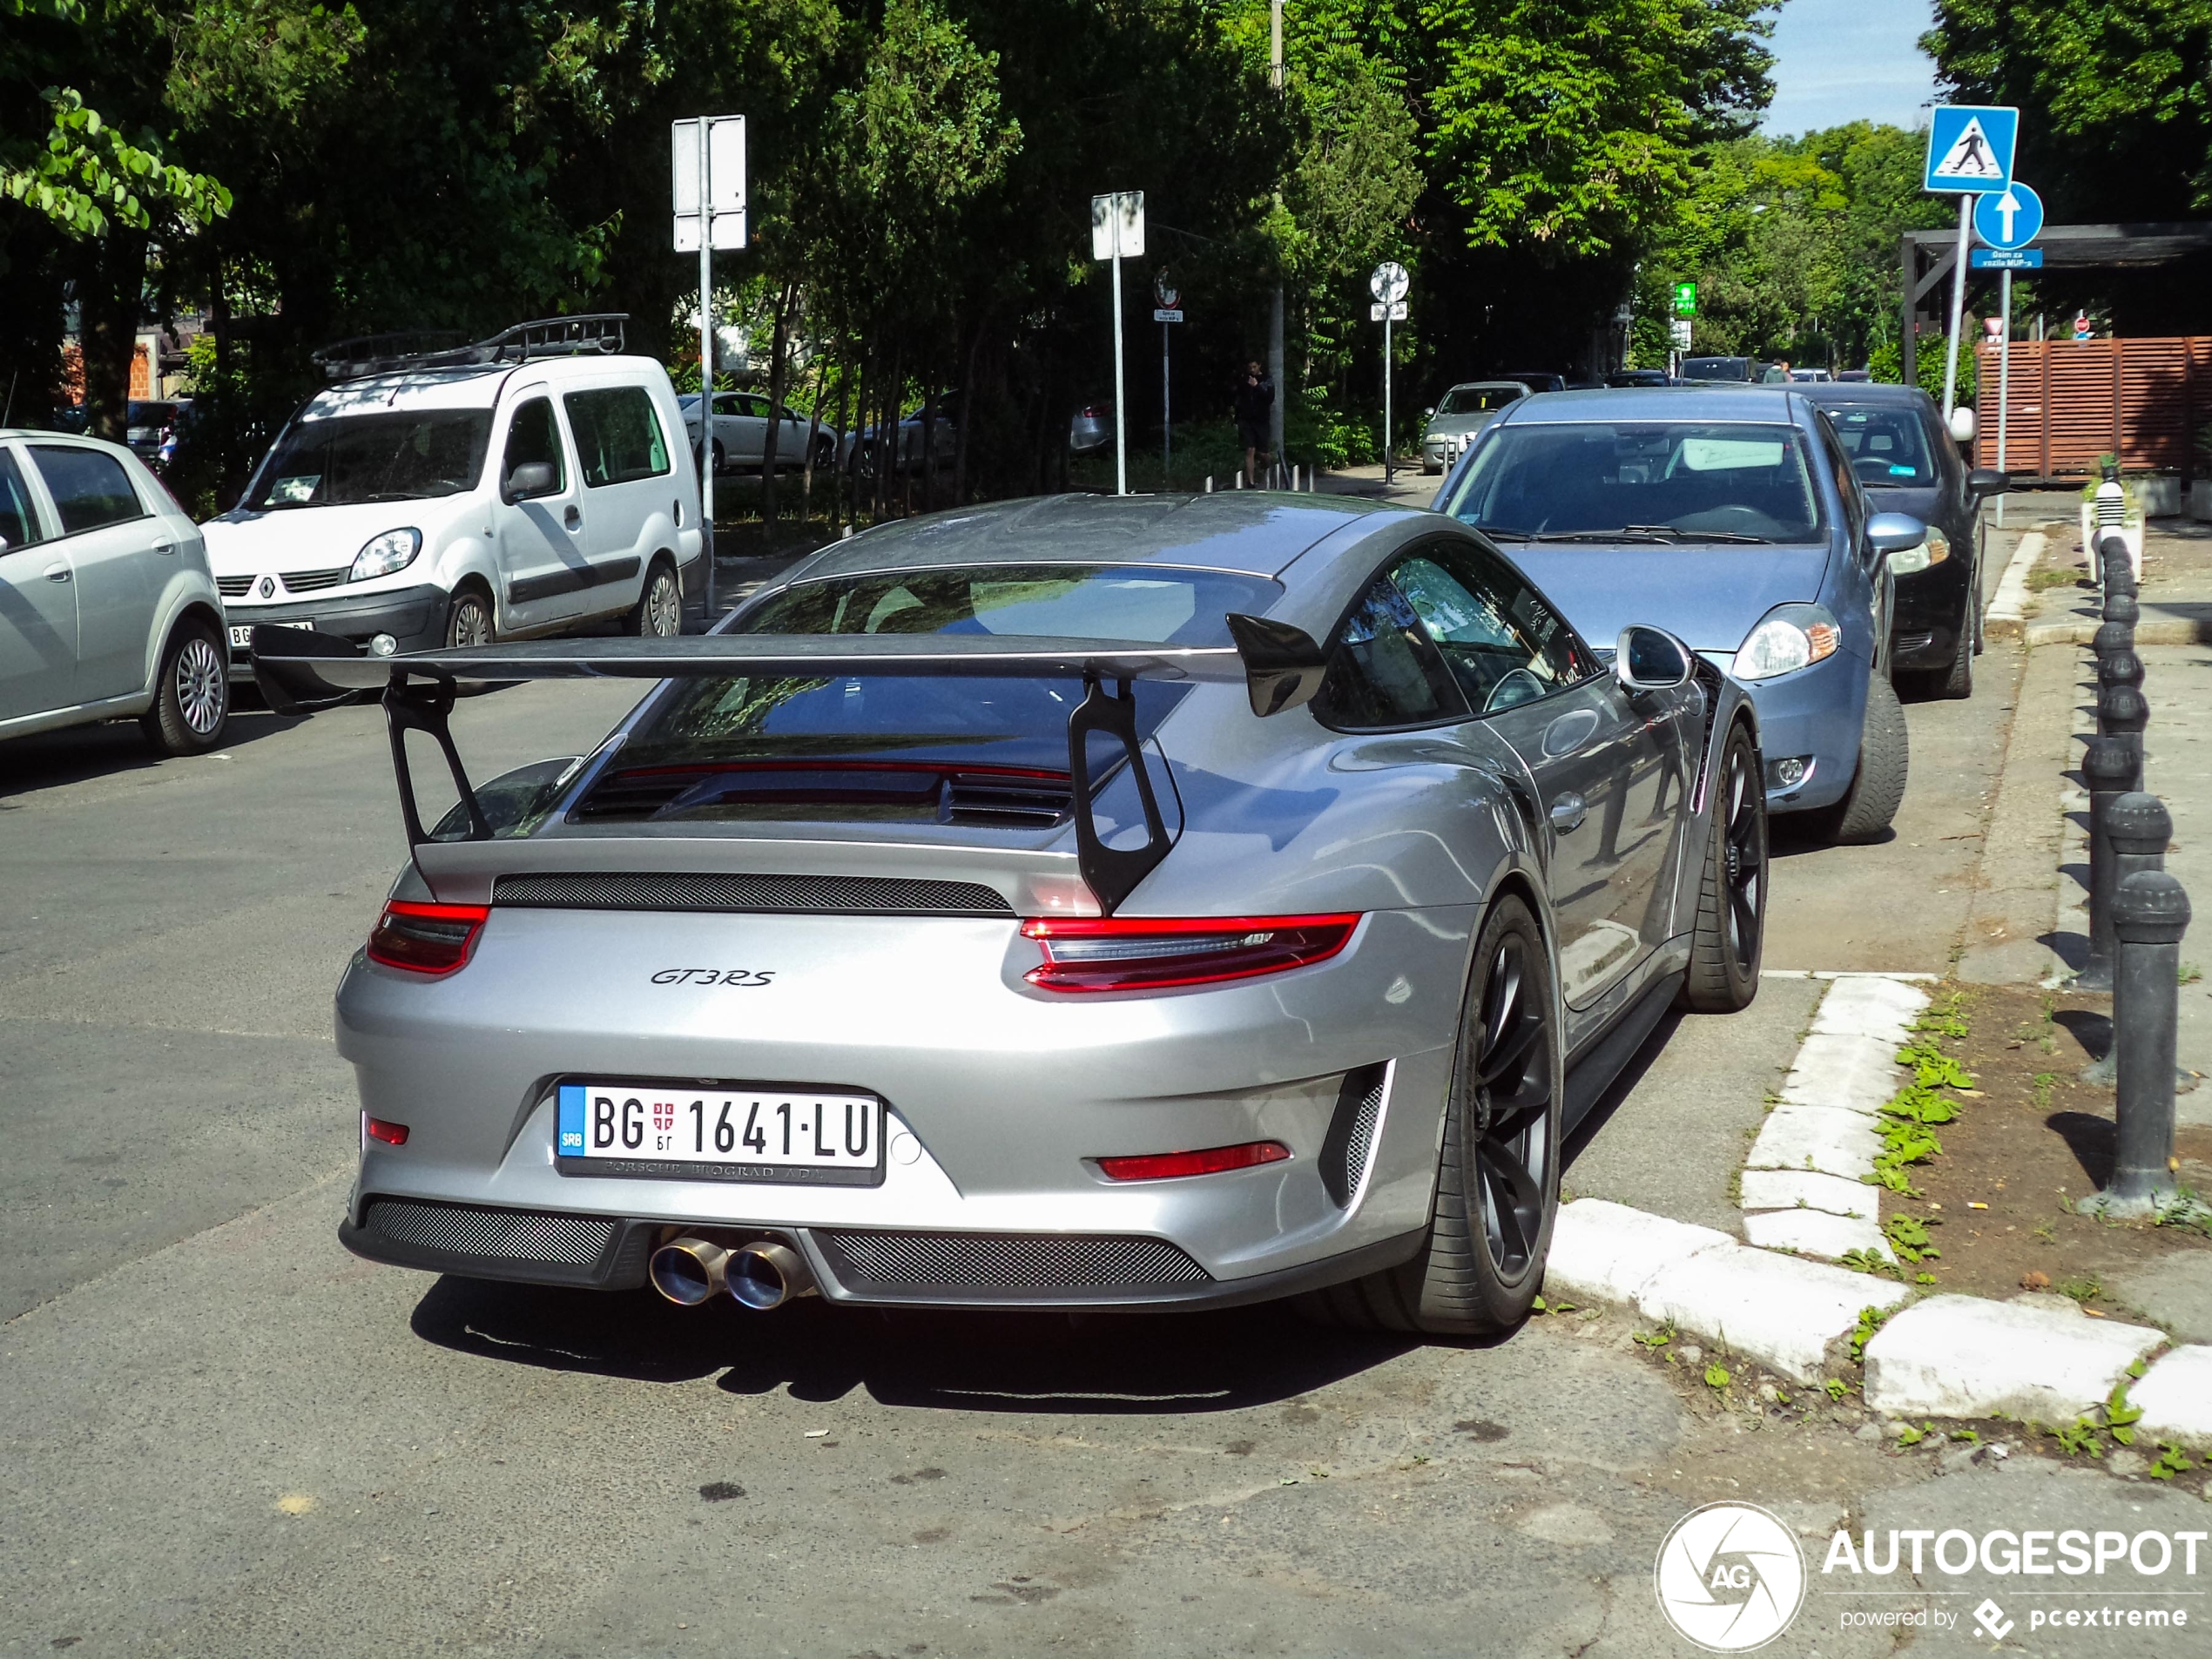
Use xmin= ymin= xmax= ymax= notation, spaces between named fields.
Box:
xmin=1444 ymin=380 xmax=1529 ymax=392
xmin=1793 ymin=381 xmax=1932 ymax=412
xmin=789 ymin=491 xmax=1400 ymax=581
xmin=298 ymin=352 xmax=660 ymax=418
xmin=0 ymin=428 xmax=134 ymax=452
xmin=1492 ymin=386 xmax=1805 ymax=423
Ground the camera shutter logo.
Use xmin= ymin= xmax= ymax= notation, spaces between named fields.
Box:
xmin=1654 ymin=1502 xmax=1807 ymax=1651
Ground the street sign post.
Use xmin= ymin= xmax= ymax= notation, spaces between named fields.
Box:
xmin=1923 ymin=104 xmax=2020 ymax=422
xmin=1371 ymin=261 xmax=1409 ymax=484
xmin=1154 ymin=271 xmax=1179 ymax=485
xmin=672 ymin=115 xmax=747 ymax=614
xmin=1092 ymin=191 xmax=1144 ymax=496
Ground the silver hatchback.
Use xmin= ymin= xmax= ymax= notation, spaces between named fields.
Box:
xmin=258 ymin=493 xmax=1768 ymax=1337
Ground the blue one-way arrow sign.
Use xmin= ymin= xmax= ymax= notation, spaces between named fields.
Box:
xmin=1974 ymin=181 xmax=2044 ymax=250
xmin=1925 ymin=105 xmax=2018 ymax=192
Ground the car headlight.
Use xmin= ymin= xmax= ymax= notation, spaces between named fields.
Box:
xmin=1735 ymin=604 xmax=1842 ymax=680
xmin=1887 ymin=525 xmax=1951 ymax=575
xmin=350 ymin=528 xmax=421 ymax=583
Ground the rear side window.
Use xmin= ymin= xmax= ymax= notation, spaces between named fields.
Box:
xmin=0 ymin=451 xmax=46 ymax=547
xmin=502 ymin=398 xmax=566 ymax=492
xmin=30 ymin=444 xmax=143 ymax=534
xmin=1312 ymin=576 xmax=1467 ymax=730
xmin=564 ymin=388 xmax=670 ymax=487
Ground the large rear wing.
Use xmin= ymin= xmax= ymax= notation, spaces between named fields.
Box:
xmin=250 ymin=618 xmax=1326 ymax=914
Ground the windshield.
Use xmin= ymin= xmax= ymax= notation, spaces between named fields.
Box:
xmin=584 ymin=563 xmax=1281 ymax=822
xmin=1436 ymin=386 xmax=1522 ymax=415
xmin=1681 ymin=358 xmax=1750 ymax=382
xmin=1824 ymin=403 xmax=1935 ymax=486
xmin=249 ymin=410 xmax=493 ymax=509
xmin=1441 ymin=421 xmax=1825 ymax=543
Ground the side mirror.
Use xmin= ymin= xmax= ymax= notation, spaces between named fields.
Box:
xmin=504 ymin=461 xmax=557 ymax=502
xmin=1866 ymin=511 xmax=1928 ymax=555
xmin=1948 ymin=406 xmax=1978 ymax=444
xmin=1615 ymin=624 xmax=1696 ymax=691
xmin=1422 ymin=406 xmax=1435 ymax=420
xmin=1966 ymin=467 xmax=2011 ymax=499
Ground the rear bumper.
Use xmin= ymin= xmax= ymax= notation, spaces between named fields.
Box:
xmin=224 ymin=583 xmax=445 ymax=676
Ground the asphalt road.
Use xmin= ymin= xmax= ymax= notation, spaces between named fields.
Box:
xmin=2 ymin=625 xmax=2163 ymax=1658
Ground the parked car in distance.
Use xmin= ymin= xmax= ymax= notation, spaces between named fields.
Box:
xmin=1434 ymin=386 xmax=1927 ymax=843
xmin=1789 ymin=368 xmax=1833 ymax=383
xmin=1836 ymin=368 xmax=1871 ymax=382
xmin=1069 ymin=401 xmax=1113 ymax=455
xmin=1607 ymin=369 xmax=1673 ymax=388
xmin=1420 ymin=381 xmax=1529 ymax=473
xmin=679 ymin=392 xmax=840 ymax=476
xmin=260 ymin=489 xmax=1768 ymax=1339
xmin=1796 ymin=382 xmax=2009 ymax=698
xmin=1680 ymin=356 xmax=1766 ymax=383
xmin=125 ymin=400 xmax=179 ymax=462
xmin=1497 ymin=370 xmax=1567 ymax=394
xmin=858 ymin=392 xmax=961 ymax=476
xmin=204 ymin=321 xmax=703 ymax=677
xmin=0 ymin=429 xmax=230 ymax=753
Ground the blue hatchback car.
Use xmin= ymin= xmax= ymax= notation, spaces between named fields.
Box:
xmin=1432 ymin=387 xmax=1926 ymax=841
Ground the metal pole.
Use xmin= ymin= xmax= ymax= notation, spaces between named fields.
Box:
xmin=1941 ymin=193 xmax=1971 ymax=418
xmin=1267 ymin=0 xmax=1284 ymax=486
xmin=698 ymin=125 xmax=716 ymax=617
xmin=1997 ymin=267 xmax=2011 ymax=528
xmin=1111 ymin=232 xmax=1128 ymax=497
xmin=1162 ymin=320 xmax=1170 ymax=487
xmin=1382 ymin=313 xmax=1393 ymax=487
xmin=2105 ymin=869 xmax=2189 ymax=1213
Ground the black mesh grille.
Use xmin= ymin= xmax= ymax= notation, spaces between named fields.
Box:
xmin=944 ymin=775 xmax=1073 ymax=827
xmin=363 ymin=1198 xmax=615 ymax=1265
xmin=216 ymin=574 xmax=254 ymax=597
xmin=815 ymin=1230 xmax=1211 ymax=1291
xmin=1319 ymin=1064 xmax=1388 ymax=1207
xmin=492 ymin=871 xmax=1014 ymax=916
xmin=281 ymin=566 xmax=350 ymax=593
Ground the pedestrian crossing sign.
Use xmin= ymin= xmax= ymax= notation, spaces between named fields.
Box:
xmin=1924 ymin=105 xmax=2018 ymax=193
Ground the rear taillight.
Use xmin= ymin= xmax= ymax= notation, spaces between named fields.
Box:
xmin=1020 ymin=914 xmax=1359 ymax=993
xmin=1096 ymin=1142 xmax=1290 ymax=1181
xmin=367 ymin=900 xmax=489 ymax=976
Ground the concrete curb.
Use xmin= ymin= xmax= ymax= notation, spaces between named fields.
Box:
xmin=1981 ymin=528 xmax=2045 ymax=638
xmin=2027 ymin=617 xmax=2212 ymax=647
xmin=1864 ymin=1294 xmax=2162 ymax=1420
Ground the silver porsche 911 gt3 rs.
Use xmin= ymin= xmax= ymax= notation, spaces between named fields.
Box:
xmin=256 ymin=491 xmax=1768 ymax=1337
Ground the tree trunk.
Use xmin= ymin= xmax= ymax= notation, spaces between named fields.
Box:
xmin=759 ymin=279 xmax=797 ymax=540
xmin=798 ymin=344 xmax=829 ymax=540
xmin=78 ymin=230 xmax=148 ymax=442
xmin=830 ymin=347 xmax=854 ymax=534
xmin=918 ymin=377 xmax=938 ymax=516
xmin=952 ymin=318 xmax=981 ymax=507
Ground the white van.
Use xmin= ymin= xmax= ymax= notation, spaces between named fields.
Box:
xmin=204 ymin=318 xmax=702 ymax=673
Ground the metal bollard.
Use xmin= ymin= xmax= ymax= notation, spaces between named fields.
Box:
xmin=2102 ymin=588 xmax=2139 ymax=632
xmin=2100 ymin=869 xmax=2189 ymax=1214
xmin=2098 ymin=529 xmax=2137 ymax=599
xmin=2097 ymin=683 xmax=2148 ymax=792
xmin=2082 ymin=792 xmax=2170 ymax=1076
xmin=2078 ymin=737 xmax=2135 ymax=991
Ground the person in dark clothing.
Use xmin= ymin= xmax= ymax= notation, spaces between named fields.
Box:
xmin=1234 ymin=361 xmax=1274 ymax=483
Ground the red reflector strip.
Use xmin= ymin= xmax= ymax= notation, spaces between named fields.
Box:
xmin=362 ymin=1115 xmax=410 ymax=1146
xmin=1096 ymin=1142 xmax=1291 ymax=1182
xmin=1021 ymin=914 xmax=1359 ymax=992
xmin=367 ymin=900 xmax=490 ymax=976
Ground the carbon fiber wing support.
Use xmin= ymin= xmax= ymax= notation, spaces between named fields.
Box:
xmin=251 ymin=618 xmax=1328 ymax=914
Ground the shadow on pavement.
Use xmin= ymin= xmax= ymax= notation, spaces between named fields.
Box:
xmin=410 ymin=1276 xmax=1418 ymax=1411
xmin=1561 ymin=1008 xmax=1682 ymax=1174
xmin=2045 ymin=1109 xmax=2116 ymax=1186
xmin=0 ymin=703 xmax=306 ymax=800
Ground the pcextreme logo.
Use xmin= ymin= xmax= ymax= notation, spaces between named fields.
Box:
xmin=1654 ymin=1502 xmax=1808 ymax=1651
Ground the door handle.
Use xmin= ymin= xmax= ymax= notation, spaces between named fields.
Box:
xmin=152 ymin=540 xmax=177 ymax=555
xmin=563 ymin=505 xmax=582 ymax=530
xmin=44 ymin=562 xmax=71 ymax=583
xmin=1548 ymin=792 xmax=1587 ymax=834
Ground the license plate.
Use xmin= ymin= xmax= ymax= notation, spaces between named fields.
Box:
xmin=231 ymin=621 xmax=311 ymax=648
xmin=555 ymin=1082 xmax=884 ymax=1186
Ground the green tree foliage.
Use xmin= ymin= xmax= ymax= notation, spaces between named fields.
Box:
xmin=1925 ymin=0 xmax=2212 ymax=218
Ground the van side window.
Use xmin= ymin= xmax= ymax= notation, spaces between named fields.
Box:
xmin=503 ymin=398 xmax=565 ymax=492
xmin=0 ymin=450 xmax=46 ymax=547
xmin=563 ymin=388 xmax=671 ymax=488
xmin=29 ymin=444 xmax=144 ymax=534
xmin=1312 ymin=575 xmax=1468 ymax=730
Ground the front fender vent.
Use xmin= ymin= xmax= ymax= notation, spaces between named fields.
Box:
xmin=491 ymin=870 xmax=1015 ymax=916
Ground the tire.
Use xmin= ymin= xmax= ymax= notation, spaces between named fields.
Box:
xmin=1679 ymin=722 xmax=1765 ymax=1012
xmin=445 ymin=585 xmax=495 ymax=648
xmin=711 ymin=440 xmax=725 ymax=476
xmin=1935 ymin=612 xmax=1973 ymax=698
xmin=813 ymin=436 xmax=836 ymax=472
xmin=626 ymin=557 xmax=682 ymax=638
xmin=139 ymin=617 xmax=229 ymax=756
xmin=1808 ymin=671 xmax=1909 ymax=845
xmin=1298 ymin=894 xmax=1561 ymax=1336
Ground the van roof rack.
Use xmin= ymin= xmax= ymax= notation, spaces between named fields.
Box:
xmin=312 ymin=314 xmax=630 ymax=382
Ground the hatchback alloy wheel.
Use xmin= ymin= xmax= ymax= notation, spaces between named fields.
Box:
xmin=176 ymin=634 xmax=226 ymax=735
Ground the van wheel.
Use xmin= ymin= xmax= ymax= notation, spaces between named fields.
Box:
xmin=627 ymin=558 xmax=682 ymax=638
xmin=445 ymin=586 xmax=495 ymax=648
xmin=140 ymin=617 xmax=230 ymax=755
xmin=1298 ymin=894 xmax=1560 ymax=1336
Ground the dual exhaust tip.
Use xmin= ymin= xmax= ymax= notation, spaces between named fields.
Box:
xmin=649 ymin=1236 xmax=816 ymax=1311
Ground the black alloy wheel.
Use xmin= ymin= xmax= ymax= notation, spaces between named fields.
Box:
xmin=1682 ymin=723 xmax=1765 ymax=1011
xmin=1467 ymin=929 xmax=1554 ymax=1285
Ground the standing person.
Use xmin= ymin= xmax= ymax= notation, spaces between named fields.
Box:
xmin=1234 ymin=360 xmax=1274 ymax=484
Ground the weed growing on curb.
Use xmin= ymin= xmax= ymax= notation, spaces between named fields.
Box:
xmin=1897 ymin=1420 xmax=1936 ymax=1447
xmin=1632 ymin=1322 xmax=1675 ymax=1350
xmin=1704 ymin=1363 xmax=1730 ymax=1389
xmin=1824 ymin=1377 xmax=1851 ymax=1401
xmin=2103 ymin=1383 xmax=2144 ymax=1447
xmin=2057 ymin=1274 xmax=2103 ymax=1305
xmin=1883 ymin=1213 xmax=1942 ymax=1263
xmin=1863 ymin=1010 xmax=1976 ymax=1195
xmin=1849 ymin=1305 xmax=1890 ymax=1365
xmin=2150 ymin=1444 xmax=2195 ymax=1480
xmin=2181 ymin=962 xmax=2202 ymax=987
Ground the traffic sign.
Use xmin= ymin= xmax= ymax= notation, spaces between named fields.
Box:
xmin=1091 ymin=192 xmax=1144 ymax=260
xmin=1973 ymin=180 xmax=2043 ymax=250
xmin=1925 ymin=105 xmax=2017 ymax=192
xmin=1153 ymin=308 xmax=1183 ymax=322
xmin=1370 ymin=261 xmax=1409 ymax=306
xmin=671 ymin=116 xmax=747 ymax=251
xmin=1370 ymin=301 xmax=1407 ymax=321
xmin=1669 ymin=319 xmax=1693 ymax=349
xmin=1971 ymin=247 xmax=2043 ymax=270
xmin=1672 ymin=280 xmax=1696 ymax=319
